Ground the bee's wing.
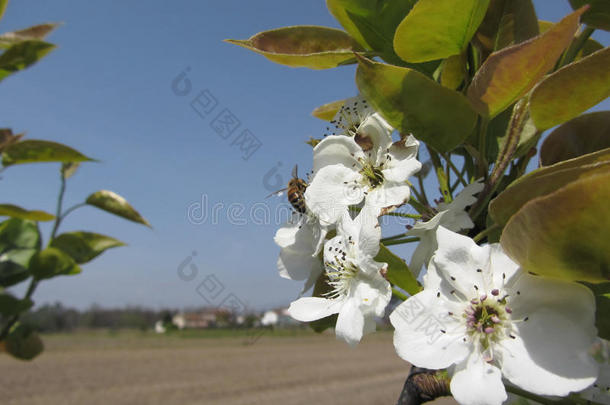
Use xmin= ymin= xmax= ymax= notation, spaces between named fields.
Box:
xmin=291 ymin=165 xmax=298 ymax=179
xmin=266 ymin=188 xmax=287 ymax=199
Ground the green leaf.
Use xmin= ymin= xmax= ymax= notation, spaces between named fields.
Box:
xmin=529 ymin=47 xmax=610 ymax=130
xmin=308 ymin=271 xmax=337 ymax=333
xmin=0 ymin=23 xmax=60 ymax=49
xmin=538 ymin=20 xmax=603 ymax=60
xmin=569 ymin=0 xmax=610 ymax=31
xmin=5 ymin=324 xmax=44 ymax=361
xmin=467 ymin=7 xmax=586 ymax=117
xmin=86 ymin=190 xmax=151 ymax=227
xmin=0 ymin=204 xmax=54 ymax=221
xmin=394 ymin=0 xmax=490 ymax=63
xmin=311 ymin=99 xmax=347 ymax=121
xmin=0 ymin=293 xmax=33 ymax=317
xmin=475 ymin=0 xmax=539 ymax=53
xmin=0 ymin=128 xmax=24 ymax=153
xmin=29 ymin=247 xmax=81 ymax=280
xmin=586 ymin=282 xmax=610 ymax=340
xmin=0 ymin=248 xmax=36 ymax=287
xmin=489 ymin=149 xmax=610 ymax=226
xmin=0 ymin=40 xmax=55 ymax=82
xmin=0 ymin=0 xmax=7 ymax=21
xmin=540 ymin=111 xmax=610 ymax=166
xmin=375 ymin=244 xmax=420 ymax=296
xmin=355 ymin=56 xmax=477 ymax=152
xmin=0 ymin=218 xmax=41 ymax=253
xmin=440 ymin=54 xmax=465 ymax=90
xmin=50 ymin=231 xmax=125 ymax=264
xmin=326 ymin=0 xmax=417 ymax=64
xmin=500 ymin=172 xmax=610 ymax=283
xmin=225 ymin=26 xmax=362 ymax=70
xmin=2 ymin=139 xmax=93 ymax=166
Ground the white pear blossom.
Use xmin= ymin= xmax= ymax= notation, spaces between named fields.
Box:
xmin=406 ymin=179 xmax=484 ymax=276
xmin=274 ymin=212 xmax=327 ymax=292
xmin=580 ymin=339 xmax=610 ymax=403
xmin=390 ymin=226 xmax=599 ymax=405
xmin=305 ymin=126 xmax=421 ymax=225
xmin=288 ymin=208 xmax=391 ymax=346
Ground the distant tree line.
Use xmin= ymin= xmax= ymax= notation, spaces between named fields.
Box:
xmin=16 ymin=302 xmax=175 ymax=333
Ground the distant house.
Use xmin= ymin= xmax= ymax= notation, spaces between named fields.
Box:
xmin=260 ymin=311 xmax=279 ymax=326
xmin=172 ymin=309 xmax=231 ymax=329
xmin=154 ymin=320 xmax=166 ymax=334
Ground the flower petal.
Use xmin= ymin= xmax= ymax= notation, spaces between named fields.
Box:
xmin=365 ymin=181 xmax=411 ymax=214
xmin=390 ymin=289 xmax=469 ymax=369
xmin=312 ymin=135 xmax=362 ymax=173
xmin=335 ymin=297 xmax=365 ymax=346
xmin=432 ymin=226 xmax=492 ymax=299
xmin=450 ymin=353 xmax=507 ymax=405
xmin=277 ymin=248 xmax=322 ymax=282
xmin=305 ymin=165 xmax=362 ymax=225
xmin=499 ymin=273 xmax=599 ymax=396
xmin=288 ymin=297 xmax=341 ymax=322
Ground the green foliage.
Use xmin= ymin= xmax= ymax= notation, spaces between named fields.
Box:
xmin=540 ymin=111 xmax=610 ymax=166
xmin=587 ymin=283 xmax=610 ymax=340
xmin=394 ymin=0 xmax=490 ymax=63
xmin=0 ymin=293 xmax=33 ymax=316
xmin=569 ymin=0 xmax=610 ymax=31
xmin=2 ymin=139 xmax=93 ymax=166
xmin=86 ymin=190 xmax=151 ymax=227
xmin=4 ymin=324 xmax=43 ymax=360
xmin=501 ymin=172 xmax=610 ymax=283
xmin=0 ymin=40 xmax=55 ymax=82
xmin=355 ymin=56 xmax=477 ymax=152
xmin=0 ymin=204 xmax=54 ymax=221
xmin=374 ymin=244 xmax=420 ymax=296
xmin=311 ymin=99 xmax=346 ymax=121
xmin=467 ymin=7 xmax=584 ymax=117
xmin=0 ymin=218 xmax=41 ymax=252
xmin=326 ymin=0 xmax=417 ymax=65
xmin=226 ymin=26 xmax=362 ymax=70
xmin=50 ymin=232 xmax=125 ymax=264
xmin=30 ymin=248 xmax=81 ymax=280
xmin=530 ymin=47 xmax=610 ymax=130
xmin=0 ymin=23 xmax=60 ymax=49
xmin=0 ymin=248 xmax=35 ymax=287
xmin=489 ymin=149 xmax=610 ymax=227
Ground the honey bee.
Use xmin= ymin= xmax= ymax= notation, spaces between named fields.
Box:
xmin=267 ymin=165 xmax=308 ymax=214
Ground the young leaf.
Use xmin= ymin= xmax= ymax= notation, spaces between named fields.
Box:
xmin=5 ymin=324 xmax=44 ymax=361
xmin=0 ymin=248 xmax=36 ymax=287
xmin=0 ymin=293 xmax=33 ymax=317
xmin=326 ymin=0 xmax=417 ymax=64
xmin=394 ymin=0 xmax=490 ymax=63
xmin=2 ymin=140 xmax=93 ymax=166
xmin=467 ymin=7 xmax=586 ymax=117
xmin=475 ymin=0 xmax=539 ymax=54
xmin=375 ymin=244 xmax=421 ymax=296
xmin=0 ymin=204 xmax=54 ymax=221
xmin=311 ymin=99 xmax=347 ymax=121
xmin=225 ymin=26 xmax=362 ymax=70
xmin=501 ymin=172 xmax=610 ymax=283
xmin=355 ymin=56 xmax=477 ymax=152
xmin=440 ymin=54 xmax=465 ymax=90
xmin=489 ymin=149 xmax=610 ymax=226
xmin=0 ymin=23 xmax=60 ymax=49
xmin=30 ymin=247 xmax=81 ymax=280
xmin=50 ymin=231 xmax=125 ymax=264
xmin=0 ymin=218 xmax=41 ymax=252
xmin=569 ymin=0 xmax=610 ymax=31
xmin=0 ymin=40 xmax=55 ymax=82
xmin=540 ymin=111 xmax=610 ymax=166
xmin=538 ymin=20 xmax=603 ymax=60
xmin=86 ymin=190 xmax=151 ymax=227
xmin=529 ymin=47 xmax=610 ymax=130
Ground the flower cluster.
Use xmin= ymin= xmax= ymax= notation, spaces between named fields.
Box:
xmin=273 ymin=97 xmax=603 ymax=405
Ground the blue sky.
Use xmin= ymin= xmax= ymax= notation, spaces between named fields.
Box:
xmin=1 ymin=1 xmax=608 ymax=311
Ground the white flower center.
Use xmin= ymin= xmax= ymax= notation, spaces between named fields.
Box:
xmin=324 ymin=243 xmax=358 ymax=300
xmin=464 ymin=290 xmax=511 ymax=348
